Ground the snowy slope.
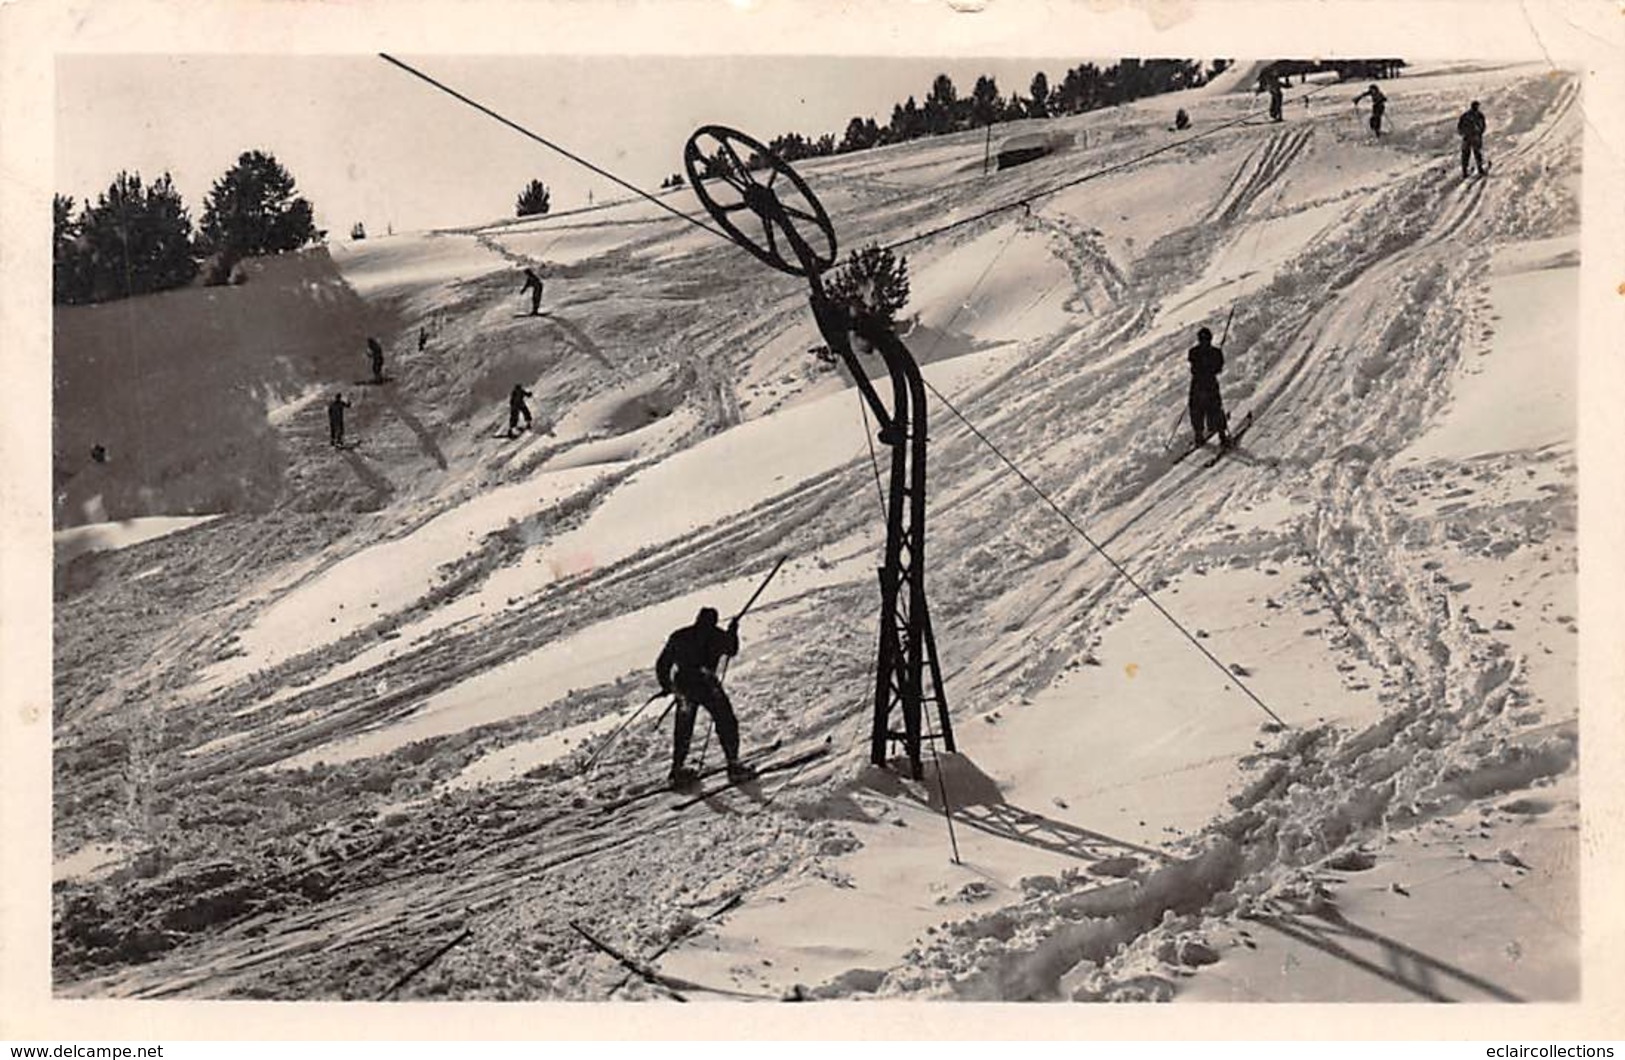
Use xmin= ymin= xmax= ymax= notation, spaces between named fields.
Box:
xmin=51 ymin=62 xmax=1583 ymax=1004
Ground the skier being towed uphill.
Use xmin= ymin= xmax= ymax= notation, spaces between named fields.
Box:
xmin=1188 ymin=326 xmax=1231 ymax=450
xmin=656 ymin=607 xmax=756 ymax=788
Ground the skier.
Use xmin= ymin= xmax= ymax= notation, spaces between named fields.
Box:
xmin=1174 ymin=108 xmax=1190 ymax=131
xmin=327 ymin=393 xmax=352 ymax=447
xmin=1187 ymin=327 xmax=1231 ymax=449
xmin=418 ymin=326 xmax=428 ymax=352
xmin=507 ymin=383 xmax=534 ymax=437
xmin=1353 ymin=83 xmax=1387 ymax=137
xmin=656 ymin=607 xmax=755 ymax=788
xmin=1457 ymin=100 xmax=1488 ymax=178
xmin=520 ymin=267 xmax=545 ymax=316
xmin=1257 ymin=69 xmax=1285 ymax=122
xmin=367 ymin=337 xmax=385 ymax=383
xmin=89 ymin=443 xmax=107 ymax=464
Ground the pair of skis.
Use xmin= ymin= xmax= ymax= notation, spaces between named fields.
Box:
xmin=668 ymin=739 xmax=833 ymax=811
xmin=1170 ymin=409 xmax=1255 ymax=469
xmin=571 ymin=892 xmax=776 ymax=1002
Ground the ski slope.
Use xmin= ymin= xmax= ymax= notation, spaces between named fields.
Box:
xmin=51 ymin=61 xmax=1583 ymax=1003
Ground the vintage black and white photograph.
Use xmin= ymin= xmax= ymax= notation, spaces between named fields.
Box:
xmin=10 ymin=0 xmax=1622 ymax=1027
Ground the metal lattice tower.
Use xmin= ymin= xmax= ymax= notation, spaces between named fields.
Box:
xmin=684 ymin=126 xmax=955 ymax=779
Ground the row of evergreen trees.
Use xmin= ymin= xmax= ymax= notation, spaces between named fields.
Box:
xmin=743 ymin=59 xmax=1220 ymax=168
xmin=53 ymin=150 xmax=321 ymax=306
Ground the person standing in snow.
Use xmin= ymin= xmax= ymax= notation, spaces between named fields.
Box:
xmin=507 ymin=383 xmax=534 ymax=437
xmin=1174 ymin=108 xmax=1190 ymax=131
xmin=1457 ymin=100 xmax=1488 ymax=178
xmin=327 ymin=393 xmax=352 ymax=447
xmin=520 ymin=267 xmax=545 ymax=316
xmin=367 ymin=337 xmax=386 ymax=383
xmin=1257 ymin=69 xmax=1285 ymax=123
xmin=1353 ymin=83 xmax=1387 ymax=137
xmin=656 ymin=607 xmax=755 ymax=788
xmin=1187 ymin=327 xmax=1231 ymax=449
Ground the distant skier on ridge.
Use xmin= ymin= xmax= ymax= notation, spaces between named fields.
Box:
xmin=367 ymin=337 xmax=386 ymax=383
xmin=507 ymin=383 xmax=534 ymax=438
xmin=1457 ymin=100 xmax=1489 ymax=179
xmin=1257 ymin=69 xmax=1285 ymax=123
xmin=656 ymin=607 xmax=756 ymax=788
xmin=1187 ymin=326 xmax=1231 ymax=450
xmin=327 ymin=393 xmax=352 ymax=448
xmin=1353 ymin=83 xmax=1387 ymax=137
xmin=520 ymin=267 xmax=545 ymax=316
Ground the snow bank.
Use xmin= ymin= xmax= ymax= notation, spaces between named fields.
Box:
xmin=1401 ymin=236 xmax=1577 ymax=462
xmin=328 ymin=232 xmax=510 ymax=297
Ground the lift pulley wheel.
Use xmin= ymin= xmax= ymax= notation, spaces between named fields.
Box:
xmin=684 ymin=125 xmax=838 ymax=278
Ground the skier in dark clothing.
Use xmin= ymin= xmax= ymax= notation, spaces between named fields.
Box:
xmin=1353 ymin=83 xmax=1387 ymax=137
xmin=1187 ymin=327 xmax=1230 ymax=449
xmin=327 ymin=393 xmax=352 ymax=447
xmin=507 ymin=384 xmax=534 ymax=437
xmin=367 ymin=337 xmax=385 ymax=383
xmin=1258 ymin=70 xmax=1285 ymax=122
xmin=1457 ymin=100 xmax=1488 ymax=178
xmin=520 ymin=267 xmax=545 ymax=316
xmin=1174 ymin=108 xmax=1190 ymax=131
xmin=656 ymin=607 xmax=754 ymax=787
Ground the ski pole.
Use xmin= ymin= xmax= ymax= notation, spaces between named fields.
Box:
xmin=731 ymin=555 xmax=787 ymax=625
xmin=584 ymin=690 xmax=667 ymax=772
xmin=651 ymin=693 xmax=682 ymax=729
xmin=1162 ymin=404 xmax=1188 ymax=450
xmin=714 ymin=557 xmax=785 ymax=684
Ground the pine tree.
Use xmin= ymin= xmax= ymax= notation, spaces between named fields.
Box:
xmin=826 ymin=243 xmax=911 ymax=327
xmin=197 ymin=150 xmax=318 ymax=263
xmin=971 ymin=75 xmax=1001 ymax=126
xmin=53 ymin=194 xmax=90 ymax=305
xmin=1029 ymin=71 xmax=1051 ymax=118
xmin=75 ymin=172 xmax=199 ymax=303
xmin=926 ymin=74 xmax=959 ymax=134
xmin=515 ymin=179 xmax=552 ymax=218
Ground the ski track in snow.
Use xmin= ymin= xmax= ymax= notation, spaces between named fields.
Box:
xmin=50 ymin=62 xmax=1584 ymax=1003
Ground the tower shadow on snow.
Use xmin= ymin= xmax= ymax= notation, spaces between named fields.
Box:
xmin=860 ymin=752 xmax=1175 ymax=866
xmin=1249 ymin=899 xmax=1526 ymax=1002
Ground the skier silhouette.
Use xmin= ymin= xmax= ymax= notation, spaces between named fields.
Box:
xmin=1457 ymin=100 xmax=1488 ymax=178
xmin=1174 ymin=108 xmax=1190 ymax=131
xmin=1353 ymin=83 xmax=1387 ymax=137
xmin=656 ymin=607 xmax=754 ymax=787
xmin=520 ymin=267 xmax=545 ymax=316
xmin=367 ymin=337 xmax=385 ymax=383
xmin=1187 ymin=327 xmax=1230 ymax=449
xmin=328 ymin=393 xmax=352 ymax=447
xmin=507 ymin=383 xmax=533 ymax=437
xmin=1257 ymin=69 xmax=1285 ymax=122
